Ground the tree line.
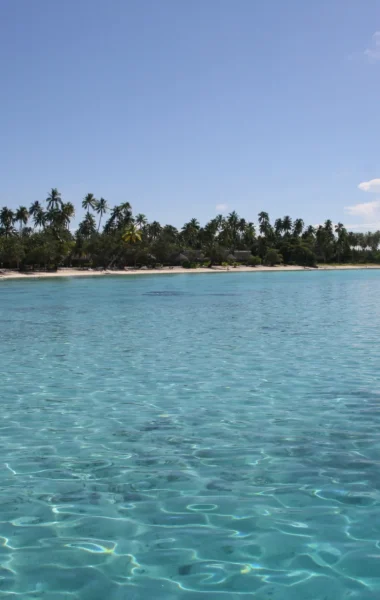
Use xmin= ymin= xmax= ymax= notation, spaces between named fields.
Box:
xmin=1 ymin=188 xmax=380 ymax=270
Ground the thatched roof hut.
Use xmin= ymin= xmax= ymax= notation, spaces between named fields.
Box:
xmin=175 ymin=253 xmax=188 ymax=265
xmin=233 ymin=251 xmax=252 ymax=262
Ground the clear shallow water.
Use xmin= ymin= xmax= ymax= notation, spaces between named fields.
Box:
xmin=1 ymin=271 xmax=380 ymax=599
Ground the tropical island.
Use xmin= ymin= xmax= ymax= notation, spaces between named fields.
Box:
xmin=0 ymin=188 xmax=380 ymax=275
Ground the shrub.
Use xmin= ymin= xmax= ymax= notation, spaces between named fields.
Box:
xmin=248 ymin=255 xmax=262 ymax=267
xmin=293 ymin=245 xmax=317 ymax=267
xmin=182 ymin=260 xmax=191 ymax=268
xmin=264 ymin=249 xmax=283 ymax=266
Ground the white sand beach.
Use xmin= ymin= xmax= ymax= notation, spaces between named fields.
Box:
xmin=1 ymin=264 xmax=380 ymax=280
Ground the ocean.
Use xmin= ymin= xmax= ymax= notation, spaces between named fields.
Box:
xmin=1 ymin=270 xmax=380 ymax=599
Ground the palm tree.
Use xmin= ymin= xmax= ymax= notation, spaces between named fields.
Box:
xmin=122 ymin=223 xmax=142 ymax=267
xmin=119 ymin=202 xmax=133 ymax=225
xmin=303 ymin=225 xmax=315 ymax=240
xmin=335 ymin=223 xmax=348 ymax=263
xmin=347 ymin=231 xmax=358 ymax=249
xmin=162 ymin=224 xmax=178 ymax=242
xmin=104 ymin=205 xmax=122 ymax=232
xmin=95 ymin=198 xmax=108 ymax=232
xmin=46 ymin=188 xmax=62 ymax=210
xmin=78 ymin=213 xmax=96 ymax=238
xmin=274 ymin=218 xmax=283 ymax=237
xmin=182 ymin=219 xmax=200 ymax=248
xmin=103 ymin=203 xmax=131 ymax=232
xmin=29 ymin=201 xmax=45 ymax=229
xmin=243 ymin=222 xmax=256 ymax=246
xmin=82 ymin=193 xmax=97 ymax=215
xmin=122 ymin=223 xmax=142 ymax=245
xmin=258 ymin=212 xmax=270 ymax=236
xmin=226 ymin=211 xmax=240 ymax=251
xmin=369 ymin=231 xmax=380 ymax=252
xmin=15 ymin=206 xmax=29 ymax=232
xmin=0 ymin=207 xmax=15 ymax=237
xmin=282 ymin=215 xmax=293 ymax=235
xmin=214 ymin=214 xmax=225 ymax=231
xmin=293 ymin=218 xmax=304 ymax=237
xmin=61 ymin=202 xmax=75 ymax=229
xmin=135 ymin=213 xmax=147 ymax=229
xmin=148 ymin=221 xmax=162 ymax=241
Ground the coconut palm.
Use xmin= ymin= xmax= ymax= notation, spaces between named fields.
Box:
xmin=243 ymin=222 xmax=256 ymax=246
xmin=258 ymin=212 xmax=270 ymax=236
xmin=162 ymin=224 xmax=178 ymax=241
xmin=214 ymin=214 xmax=225 ymax=231
xmin=95 ymin=197 xmax=108 ymax=232
xmin=148 ymin=221 xmax=162 ymax=241
xmin=78 ymin=213 xmax=96 ymax=238
xmin=122 ymin=223 xmax=142 ymax=245
xmin=105 ymin=202 xmax=132 ymax=231
xmin=0 ymin=207 xmax=16 ymax=237
xmin=135 ymin=213 xmax=147 ymax=229
xmin=282 ymin=215 xmax=293 ymax=235
xmin=335 ymin=223 xmax=348 ymax=262
xmin=61 ymin=202 xmax=75 ymax=228
xmin=293 ymin=218 xmax=304 ymax=237
xmin=15 ymin=206 xmax=29 ymax=232
xmin=274 ymin=218 xmax=283 ymax=236
xmin=182 ymin=218 xmax=200 ymax=247
xmin=46 ymin=188 xmax=62 ymax=210
xmin=29 ymin=201 xmax=45 ymax=229
xmin=82 ymin=193 xmax=97 ymax=215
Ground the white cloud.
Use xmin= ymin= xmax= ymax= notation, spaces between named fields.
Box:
xmin=358 ymin=178 xmax=380 ymax=193
xmin=365 ymin=31 xmax=380 ymax=61
xmin=215 ymin=203 xmax=228 ymax=212
xmin=345 ymin=199 xmax=380 ymax=218
xmin=344 ymin=222 xmax=380 ymax=231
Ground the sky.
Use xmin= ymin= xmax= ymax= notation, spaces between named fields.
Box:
xmin=1 ymin=0 xmax=380 ymax=231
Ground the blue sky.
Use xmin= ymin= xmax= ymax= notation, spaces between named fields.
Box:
xmin=1 ymin=0 xmax=380 ymax=230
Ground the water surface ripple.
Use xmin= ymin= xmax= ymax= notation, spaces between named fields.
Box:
xmin=1 ymin=271 xmax=380 ymax=599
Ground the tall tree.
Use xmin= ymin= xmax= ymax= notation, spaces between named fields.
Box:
xmin=182 ymin=219 xmax=200 ymax=248
xmin=15 ymin=206 xmax=29 ymax=232
xmin=95 ymin=198 xmax=109 ymax=232
xmin=0 ymin=207 xmax=15 ymax=237
xmin=135 ymin=213 xmax=147 ymax=229
xmin=122 ymin=223 xmax=142 ymax=245
xmin=46 ymin=188 xmax=62 ymax=210
xmin=293 ymin=218 xmax=304 ymax=237
xmin=61 ymin=202 xmax=75 ymax=229
xmin=29 ymin=201 xmax=45 ymax=229
xmin=258 ymin=212 xmax=271 ymax=236
xmin=78 ymin=213 xmax=96 ymax=238
xmin=82 ymin=193 xmax=97 ymax=215
xmin=282 ymin=215 xmax=293 ymax=235
xmin=274 ymin=218 xmax=283 ymax=237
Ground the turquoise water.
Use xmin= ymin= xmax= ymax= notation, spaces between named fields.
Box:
xmin=1 ymin=271 xmax=380 ymax=599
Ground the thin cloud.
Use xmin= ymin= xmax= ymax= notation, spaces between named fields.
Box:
xmin=365 ymin=31 xmax=380 ymax=62
xmin=215 ymin=203 xmax=228 ymax=212
xmin=358 ymin=178 xmax=380 ymax=193
xmin=344 ymin=222 xmax=380 ymax=231
xmin=344 ymin=199 xmax=380 ymax=218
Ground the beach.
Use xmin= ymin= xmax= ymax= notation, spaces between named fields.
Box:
xmin=1 ymin=264 xmax=380 ymax=280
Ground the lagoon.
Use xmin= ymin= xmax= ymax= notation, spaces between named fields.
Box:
xmin=1 ymin=271 xmax=380 ymax=598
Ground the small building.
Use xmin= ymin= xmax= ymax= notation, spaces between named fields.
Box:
xmin=233 ymin=251 xmax=252 ymax=262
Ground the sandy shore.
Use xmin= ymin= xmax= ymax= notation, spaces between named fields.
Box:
xmin=1 ymin=264 xmax=380 ymax=280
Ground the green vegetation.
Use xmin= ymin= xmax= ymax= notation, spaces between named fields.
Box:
xmin=1 ymin=190 xmax=380 ymax=270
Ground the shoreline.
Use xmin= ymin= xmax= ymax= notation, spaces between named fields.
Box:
xmin=1 ymin=264 xmax=380 ymax=280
